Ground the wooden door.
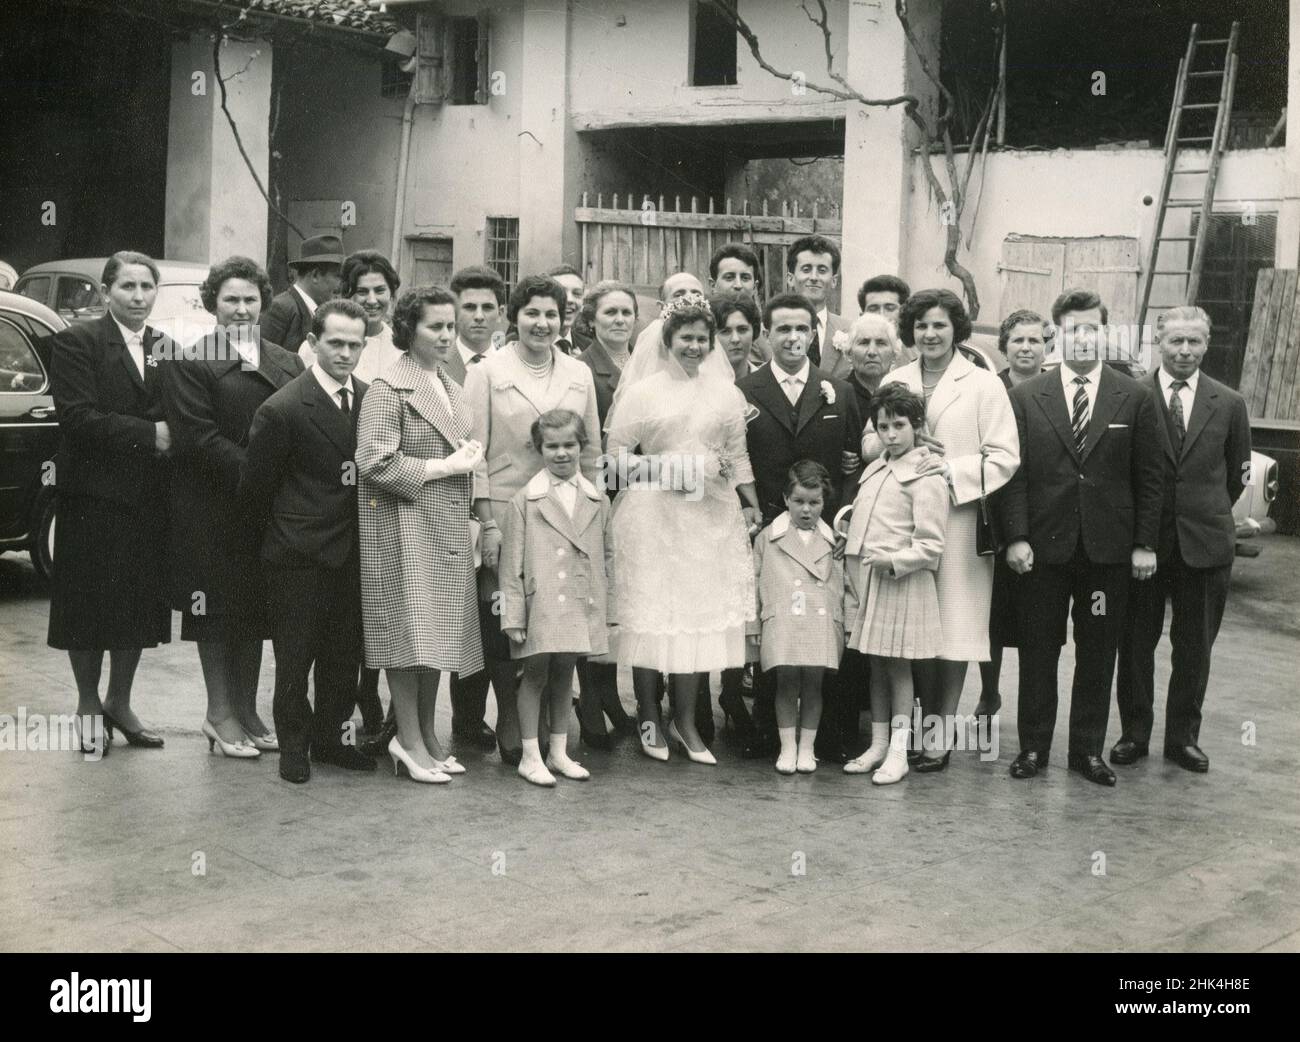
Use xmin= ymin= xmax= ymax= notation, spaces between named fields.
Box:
xmin=406 ymin=236 xmax=453 ymax=287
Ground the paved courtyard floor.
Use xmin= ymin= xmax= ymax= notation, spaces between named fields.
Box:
xmin=1 ymin=537 xmax=1297 ymax=952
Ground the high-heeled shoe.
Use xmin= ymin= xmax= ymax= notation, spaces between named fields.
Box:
xmin=694 ymin=686 xmax=717 ymax=746
xmin=431 ymin=754 xmax=466 ymax=775
xmin=718 ymin=689 xmax=754 ymax=739
xmin=666 ymin=719 xmax=716 ymax=765
xmin=102 ymin=708 xmax=164 ymax=748
xmin=638 ymin=716 xmax=669 ymax=761
xmin=388 ymin=738 xmax=451 ymax=784
xmin=244 ymin=731 xmax=279 ymax=752
xmin=201 ymin=720 xmax=260 ymax=759
xmin=605 ymin=702 xmax=638 ymax=737
xmin=497 ymin=740 xmax=523 ymax=767
xmin=576 ymin=715 xmax=614 ymax=751
xmin=913 ymin=750 xmax=951 ymax=773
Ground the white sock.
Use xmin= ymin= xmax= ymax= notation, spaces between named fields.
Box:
xmin=776 ymin=726 xmax=798 ymax=773
xmin=847 ymin=722 xmax=889 ymax=772
xmin=796 ymin=727 xmax=818 ymax=771
xmin=521 ymin=737 xmax=544 ymax=766
xmin=873 ymin=727 xmax=911 ymax=785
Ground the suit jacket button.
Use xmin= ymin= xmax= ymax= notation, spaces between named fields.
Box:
xmin=588 ymin=598 xmax=595 ymax=605
xmin=557 ymin=571 xmax=566 ymax=579
xmin=557 ymin=594 xmax=566 ymax=603
xmin=556 ymin=548 xmax=565 ymax=556
xmin=816 ymin=580 xmax=824 ymax=588
xmin=817 ymin=608 xmax=826 ymax=616
xmin=794 ymin=579 xmax=803 ymax=587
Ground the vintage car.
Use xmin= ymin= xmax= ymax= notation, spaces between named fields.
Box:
xmin=16 ymin=257 xmax=215 ymax=346
xmin=0 ymin=290 xmax=64 ymax=578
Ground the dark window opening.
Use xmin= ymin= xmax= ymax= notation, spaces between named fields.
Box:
xmin=691 ymin=1 xmax=737 ymax=87
xmin=940 ymin=0 xmax=1288 ymax=150
xmin=485 ymin=217 xmax=519 ymax=294
xmin=448 ymin=15 xmax=488 ymax=105
xmin=381 ymin=59 xmax=413 ymax=100
xmin=1192 ymin=209 xmax=1276 ymax=388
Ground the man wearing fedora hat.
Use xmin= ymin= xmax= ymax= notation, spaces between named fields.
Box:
xmin=260 ymin=234 xmax=344 ymax=354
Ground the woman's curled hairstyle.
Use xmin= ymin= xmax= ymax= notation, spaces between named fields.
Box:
xmin=390 ymin=286 xmax=458 ymax=352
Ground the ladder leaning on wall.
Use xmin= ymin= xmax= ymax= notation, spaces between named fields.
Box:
xmin=1136 ymin=21 xmax=1240 ymax=341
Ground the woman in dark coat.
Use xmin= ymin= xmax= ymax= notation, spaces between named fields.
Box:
xmin=47 ymin=251 xmax=174 ymax=754
xmin=574 ymin=280 xmax=639 ymax=744
xmin=163 ymin=256 xmax=303 ymax=758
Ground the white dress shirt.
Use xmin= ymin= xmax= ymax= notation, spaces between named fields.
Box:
xmin=772 ymin=358 xmax=810 ymax=406
xmin=293 ymin=284 xmax=318 ymax=315
xmin=311 ymin=362 xmax=355 ymax=410
xmin=457 ymin=337 xmax=491 ymax=368
xmin=112 ymin=316 xmax=146 ymax=378
xmin=1060 ymin=361 xmax=1102 ymax=418
xmin=1157 ymin=366 xmax=1198 ymax=427
xmin=795 ymin=526 xmax=814 ymax=544
xmin=815 ymin=307 xmax=829 ymax=352
xmin=550 ymin=473 xmax=578 ymax=516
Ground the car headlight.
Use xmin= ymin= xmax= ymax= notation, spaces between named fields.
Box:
xmin=1266 ymin=461 xmax=1279 ymax=504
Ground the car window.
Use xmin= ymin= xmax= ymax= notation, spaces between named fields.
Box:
xmin=55 ymin=276 xmax=104 ymax=319
xmin=0 ymin=320 xmax=47 ymax=393
xmin=16 ymin=275 xmax=51 ymax=305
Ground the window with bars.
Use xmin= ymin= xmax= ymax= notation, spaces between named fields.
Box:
xmin=1191 ymin=209 xmax=1277 ymax=387
xmin=381 ymin=60 xmax=413 ymax=100
xmin=485 ymin=217 xmax=519 ymax=293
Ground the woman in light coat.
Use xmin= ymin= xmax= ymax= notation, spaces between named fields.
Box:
xmin=862 ymin=288 xmax=1019 ymax=771
xmin=464 ymin=274 xmax=602 ymax=763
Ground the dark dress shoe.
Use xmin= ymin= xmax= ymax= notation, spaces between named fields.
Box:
xmin=740 ymin=729 xmax=780 ymax=759
xmin=101 ymin=710 xmax=164 ymax=748
xmin=1010 ymin=750 xmax=1048 ymax=779
xmin=1164 ymin=743 xmax=1209 ymax=773
xmin=907 ymin=748 xmax=925 ymax=767
xmin=1109 ymin=738 xmax=1149 ymax=765
xmin=312 ymin=744 xmax=377 ymax=772
xmin=360 ymin=721 xmax=398 ymax=759
xmin=280 ymin=747 xmax=311 ymax=784
xmin=497 ymin=741 xmax=523 ymax=767
xmin=813 ymin=742 xmax=851 ymax=765
xmin=913 ymin=750 xmax=951 ymax=773
xmin=577 ymin=720 xmax=614 ymax=751
xmin=452 ymin=721 xmax=498 ymax=750
xmin=1068 ymin=753 xmax=1117 ymax=787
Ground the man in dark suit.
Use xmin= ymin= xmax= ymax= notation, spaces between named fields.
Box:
xmin=258 ymin=234 xmax=344 ymax=354
xmin=1000 ymin=289 xmax=1164 ymax=786
xmin=737 ymin=292 xmax=863 ymax=761
xmin=784 ymin=235 xmax=854 ymax=377
xmin=240 ymin=299 xmax=375 ymax=783
xmin=1114 ymin=307 xmax=1251 ymax=773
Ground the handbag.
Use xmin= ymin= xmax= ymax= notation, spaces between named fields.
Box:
xmin=975 ymin=455 xmax=997 ymax=557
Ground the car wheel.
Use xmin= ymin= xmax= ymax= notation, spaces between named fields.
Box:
xmin=33 ymin=495 xmax=55 ymax=580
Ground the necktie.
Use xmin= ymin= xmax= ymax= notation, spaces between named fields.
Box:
xmin=808 ymin=327 xmax=821 ymax=368
xmin=556 ymin=337 xmax=572 ymax=355
xmin=338 ymin=387 xmax=351 ymax=416
xmin=467 ymin=352 xmax=484 ymax=365
xmin=1071 ymin=376 xmax=1090 ymax=456
xmin=1169 ymin=379 xmax=1187 ymax=445
xmin=783 ymin=377 xmax=801 ymax=407
xmin=127 ymin=334 xmax=144 ymax=378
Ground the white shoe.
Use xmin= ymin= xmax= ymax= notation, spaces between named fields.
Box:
xmin=796 ymin=744 xmax=817 ymax=774
xmin=667 ymin=719 xmax=716 ymax=765
xmin=872 ymin=745 xmax=910 ymax=786
xmin=844 ymin=744 xmax=888 ymax=775
xmin=518 ymin=759 xmax=557 ymax=787
xmin=638 ymin=718 xmax=669 ymax=761
xmin=431 ymin=754 xmax=466 ymax=775
xmin=245 ymin=731 xmax=279 ymax=752
xmin=546 ymin=754 xmax=591 ymax=780
xmin=388 ymin=737 xmax=451 ymax=783
xmin=775 ymin=748 xmax=797 ymax=775
xmin=202 ymin=720 xmax=260 ymax=759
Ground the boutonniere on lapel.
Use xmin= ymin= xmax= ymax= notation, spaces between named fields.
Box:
xmin=831 ymin=330 xmax=850 ymax=354
xmin=145 ymin=354 xmax=159 ymax=369
xmin=820 ymin=381 xmax=835 ymax=405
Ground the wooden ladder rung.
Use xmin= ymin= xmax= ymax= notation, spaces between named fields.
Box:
xmin=1154 ymin=269 xmax=1193 ymax=275
xmin=1166 ymin=199 xmax=1204 ymax=207
xmin=1188 ymin=69 xmax=1224 ymax=77
xmin=1157 ymin=235 xmax=1198 ymax=241
xmin=1197 ymin=38 xmax=1231 ymax=45
xmin=1177 ymin=136 xmax=1215 ymax=143
xmin=1172 ymin=168 xmax=1210 ymax=174
xmin=1182 ymin=102 xmax=1221 ymax=110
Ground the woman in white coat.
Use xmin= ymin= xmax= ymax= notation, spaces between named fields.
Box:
xmin=862 ymin=288 xmax=1019 ymax=770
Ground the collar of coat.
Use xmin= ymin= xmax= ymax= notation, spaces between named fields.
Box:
xmin=524 ymin=469 xmax=601 ymax=501
xmin=769 ymin=511 xmax=835 ymax=544
xmin=858 ymin=445 xmax=932 ymax=485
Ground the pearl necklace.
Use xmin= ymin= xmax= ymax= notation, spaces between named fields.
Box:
xmin=516 ymin=345 xmax=554 ymax=380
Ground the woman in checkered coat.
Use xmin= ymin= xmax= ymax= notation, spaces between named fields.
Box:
xmin=357 ymin=286 xmax=485 ymax=784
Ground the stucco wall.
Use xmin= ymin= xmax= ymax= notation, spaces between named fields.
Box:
xmin=898 ymin=146 xmax=1287 ymax=321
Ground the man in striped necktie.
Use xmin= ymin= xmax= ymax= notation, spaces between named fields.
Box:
xmin=998 ymin=289 xmax=1164 ymax=788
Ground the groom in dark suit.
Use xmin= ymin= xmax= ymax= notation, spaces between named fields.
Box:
xmin=1114 ymin=306 xmax=1251 ymax=773
xmin=241 ymin=299 xmax=375 ymax=783
xmin=1000 ymin=289 xmax=1164 ymax=787
xmin=737 ymin=292 xmax=863 ymax=760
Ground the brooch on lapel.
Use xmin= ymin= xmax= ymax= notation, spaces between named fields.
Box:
xmin=145 ymin=355 xmax=159 ymax=368
xmin=820 ymin=381 xmax=835 ymax=405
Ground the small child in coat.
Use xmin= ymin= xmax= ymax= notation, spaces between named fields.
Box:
xmin=841 ymin=384 xmax=950 ymax=785
xmin=500 ymin=409 xmax=615 ymax=786
xmin=750 ymin=460 xmax=845 ymax=775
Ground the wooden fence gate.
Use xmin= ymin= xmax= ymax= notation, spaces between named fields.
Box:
xmin=575 ymin=193 xmax=843 ymax=311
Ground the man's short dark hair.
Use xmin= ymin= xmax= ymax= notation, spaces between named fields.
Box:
xmin=857 ymin=274 xmax=910 ymax=313
xmin=292 ymin=261 xmax=339 ymax=280
xmin=544 ymin=263 xmax=583 ymax=281
xmin=709 ymin=242 xmax=761 ymax=283
xmin=763 ymin=292 xmax=817 ymax=331
xmin=785 ymin=235 xmax=841 ymax=275
xmin=391 ymin=286 xmax=457 ymax=352
xmin=449 ymin=265 xmax=506 ymax=305
xmin=1051 ymin=288 xmax=1108 ymax=326
xmin=311 ymin=298 xmax=368 ymax=339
